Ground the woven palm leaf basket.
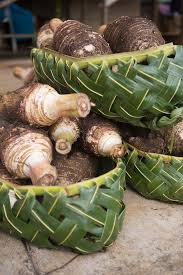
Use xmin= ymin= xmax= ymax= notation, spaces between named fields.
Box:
xmin=124 ymin=144 xmax=183 ymax=203
xmin=0 ymin=158 xmax=125 ymax=254
xmin=32 ymin=43 xmax=183 ymax=130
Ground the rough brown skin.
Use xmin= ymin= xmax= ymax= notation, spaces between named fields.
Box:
xmin=128 ymin=120 xmax=183 ymax=156
xmin=163 ymin=120 xmax=183 ymax=156
xmin=0 ymin=119 xmax=57 ymax=186
xmin=129 ymin=134 xmax=165 ymax=154
xmin=0 ymin=120 xmax=47 ymax=156
xmin=0 ymin=161 xmax=21 ymax=184
xmin=53 ymin=148 xmax=98 ymax=186
xmin=0 ymin=120 xmax=49 ymax=166
xmin=81 ymin=114 xmax=126 ymax=158
xmin=0 ymin=84 xmax=36 ymax=122
xmin=52 ymin=20 xmax=112 ymax=57
xmin=52 ymin=20 xmax=92 ymax=51
xmin=128 ymin=121 xmax=183 ymax=156
xmin=104 ymin=16 xmax=165 ymax=53
xmin=0 ymin=123 xmax=51 ymax=186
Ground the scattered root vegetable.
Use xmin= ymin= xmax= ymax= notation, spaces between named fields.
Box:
xmin=0 ymin=83 xmax=91 ymax=126
xmin=13 ymin=66 xmax=35 ymax=84
xmin=50 ymin=117 xmax=80 ymax=155
xmin=53 ymin=148 xmax=98 ymax=186
xmin=52 ymin=19 xmax=112 ymax=57
xmin=0 ymin=120 xmax=57 ymax=186
xmin=36 ymin=18 xmax=63 ymax=49
xmin=80 ymin=114 xmax=126 ymax=158
xmin=103 ymin=16 xmax=165 ymax=53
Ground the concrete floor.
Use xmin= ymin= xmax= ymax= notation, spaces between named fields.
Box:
xmin=0 ymin=59 xmax=183 ymax=275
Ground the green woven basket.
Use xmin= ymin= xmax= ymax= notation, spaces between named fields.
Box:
xmin=31 ymin=43 xmax=183 ymax=130
xmin=125 ymin=144 xmax=183 ymax=203
xmin=0 ymin=158 xmax=125 ymax=254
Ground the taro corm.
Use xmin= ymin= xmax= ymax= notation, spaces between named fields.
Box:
xmin=0 ymin=83 xmax=91 ymax=126
xmin=50 ymin=117 xmax=80 ymax=155
xmin=0 ymin=120 xmax=57 ymax=186
xmin=52 ymin=19 xmax=112 ymax=57
xmin=104 ymin=16 xmax=165 ymax=53
xmin=53 ymin=147 xmax=98 ymax=186
xmin=80 ymin=113 xmax=126 ymax=158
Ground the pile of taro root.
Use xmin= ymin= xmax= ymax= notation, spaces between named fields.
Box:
xmin=1 ymin=16 xmax=181 ymax=187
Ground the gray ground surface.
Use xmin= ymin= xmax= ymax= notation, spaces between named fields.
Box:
xmin=0 ymin=59 xmax=183 ymax=275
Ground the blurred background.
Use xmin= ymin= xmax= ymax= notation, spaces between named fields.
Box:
xmin=0 ymin=0 xmax=182 ymax=56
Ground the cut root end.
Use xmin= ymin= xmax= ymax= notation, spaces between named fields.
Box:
xmin=77 ymin=94 xmax=91 ymax=117
xmin=55 ymin=139 xmax=72 ymax=155
xmin=49 ymin=18 xmax=63 ymax=32
xmin=56 ymin=93 xmax=91 ymax=118
xmin=29 ymin=162 xmax=57 ymax=186
xmin=111 ymin=145 xmax=127 ymax=159
xmin=35 ymin=173 xmax=57 ymax=186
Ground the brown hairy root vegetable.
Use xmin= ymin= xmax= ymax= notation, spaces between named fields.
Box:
xmin=104 ymin=16 xmax=165 ymax=53
xmin=0 ymin=161 xmax=20 ymax=184
xmin=50 ymin=117 xmax=80 ymax=155
xmin=129 ymin=133 xmax=165 ymax=154
xmin=53 ymin=148 xmax=98 ymax=186
xmin=0 ymin=120 xmax=57 ymax=186
xmin=52 ymin=20 xmax=112 ymax=57
xmin=81 ymin=114 xmax=126 ymax=158
xmin=37 ymin=18 xmax=63 ymax=49
xmin=0 ymin=83 xmax=91 ymax=126
xmin=13 ymin=66 xmax=35 ymax=84
xmin=128 ymin=120 xmax=183 ymax=156
xmin=52 ymin=20 xmax=92 ymax=52
xmin=163 ymin=120 xmax=183 ymax=156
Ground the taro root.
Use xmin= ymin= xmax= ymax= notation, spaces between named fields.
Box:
xmin=0 ymin=120 xmax=57 ymax=186
xmin=163 ymin=120 xmax=183 ymax=156
xmin=52 ymin=19 xmax=112 ymax=57
xmin=53 ymin=148 xmax=98 ymax=186
xmin=50 ymin=117 xmax=80 ymax=155
xmin=80 ymin=114 xmax=126 ymax=158
xmin=13 ymin=66 xmax=35 ymax=84
xmin=129 ymin=120 xmax=183 ymax=156
xmin=129 ymin=133 xmax=165 ymax=154
xmin=0 ymin=83 xmax=91 ymax=127
xmin=37 ymin=18 xmax=63 ymax=49
xmin=104 ymin=16 xmax=165 ymax=53
xmin=0 ymin=161 xmax=20 ymax=185
xmin=52 ymin=20 xmax=92 ymax=52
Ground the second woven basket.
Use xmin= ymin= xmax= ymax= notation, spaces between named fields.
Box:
xmin=125 ymin=144 xmax=183 ymax=203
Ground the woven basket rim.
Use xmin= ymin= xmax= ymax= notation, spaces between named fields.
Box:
xmin=0 ymin=158 xmax=123 ymax=196
xmin=31 ymin=43 xmax=176 ymax=69
xmin=126 ymin=142 xmax=183 ymax=161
